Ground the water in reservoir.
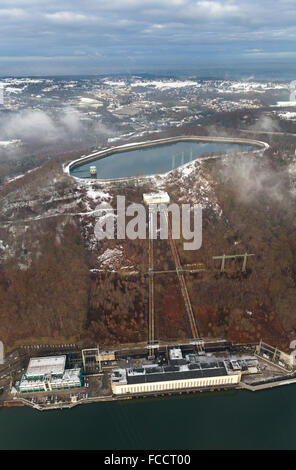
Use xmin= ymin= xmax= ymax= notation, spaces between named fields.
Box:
xmin=1 ymin=386 xmax=295 ymax=449
xmin=70 ymin=140 xmax=256 ymax=180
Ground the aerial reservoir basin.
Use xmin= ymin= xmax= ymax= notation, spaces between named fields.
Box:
xmin=69 ymin=138 xmax=261 ymax=180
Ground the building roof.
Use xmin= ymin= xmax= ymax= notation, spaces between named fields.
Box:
xmin=127 ymin=366 xmax=228 ymax=385
xmin=169 ymin=348 xmax=183 ymax=361
xmin=112 ymin=360 xmax=231 ymax=385
xmin=143 ymin=192 xmax=170 ymax=205
xmin=26 ymin=355 xmax=66 ymax=378
xmin=111 ymin=352 xmax=259 ymax=387
xmin=19 ymin=368 xmax=81 ymax=391
xmin=50 ymin=368 xmax=81 ymax=386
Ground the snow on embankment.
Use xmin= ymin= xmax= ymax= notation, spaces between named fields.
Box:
xmin=97 ymin=247 xmax=124 ymax=270
xmin=165 ymin=157 xmax=223 ymax=217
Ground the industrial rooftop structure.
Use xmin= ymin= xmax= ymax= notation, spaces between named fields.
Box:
xmin=111 ymin=347 xmax=259 ymax=395
xmin=19 ymin=355 xmax=82 ymax=394
xmin=26 ymin=356 xmax=66 ymax=378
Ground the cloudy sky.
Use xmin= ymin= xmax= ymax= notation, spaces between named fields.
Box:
xmin=0 ymin=0 xmax=296 ymax=75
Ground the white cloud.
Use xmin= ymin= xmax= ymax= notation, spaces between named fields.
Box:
xmin=244 ymin=51 xmax=296 ymax=58
xmin=0 ymin=56 xmax=83 ymax=61
xmin=0 ymin=8 xmax=28 ymax=19
xmin=194 ymin=1 xmax=241 ymax=19
xmin=0 ymin=107 xmax=89 ymax=145
xmin=45 ymin=11 xmax=91 ymax=24
xmin=2 ymin=109 xmax=58 ymax=143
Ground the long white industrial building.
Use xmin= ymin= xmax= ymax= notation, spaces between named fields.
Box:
xmin=111 ymin=348 xmax=258 ymax=395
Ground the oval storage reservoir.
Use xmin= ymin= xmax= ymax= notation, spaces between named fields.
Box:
xmin=67 ymin=136 xmax=268 ymax=181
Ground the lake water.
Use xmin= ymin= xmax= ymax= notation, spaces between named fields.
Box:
xmin=70 ymin=140 xmax=255 ymax=180
xmin=1 ymin=386 xmax=295 ymax=449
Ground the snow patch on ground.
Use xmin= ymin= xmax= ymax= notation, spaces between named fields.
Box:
xmin=0 ymin=139 xmax=21 ymax=147
xmin=4 ymin=165 xmax=42 ymax=185
xmin=180 ymin=164 xmax=195 ymax=177
xmin=86 ymin=187 xmax=112 ymax=203
xmin=130 ymin=80 xmax=199 ymax=90
xmin=75 ymin=178 xmax=113 ymax=212
xmin=0 ymin=240 xmax=7 ymax=251
xmin=98 ymin=247 xmax=123 ymax=269
xmin=278 ymin=111 xmax=296 ymax=121
xmin=171 ymin=159 xmax=223 ymax=217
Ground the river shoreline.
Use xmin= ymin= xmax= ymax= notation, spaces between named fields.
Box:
xmin=3 ymin=370 xmax=296 ymax=412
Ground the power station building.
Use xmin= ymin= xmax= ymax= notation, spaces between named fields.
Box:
xmin=111 ymin=348 xmax=258 ymax=395
xmin=18 ymin=355 xmax=82 ymax=393
xmin=143 ymin=192 xmax=170 ymax=205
